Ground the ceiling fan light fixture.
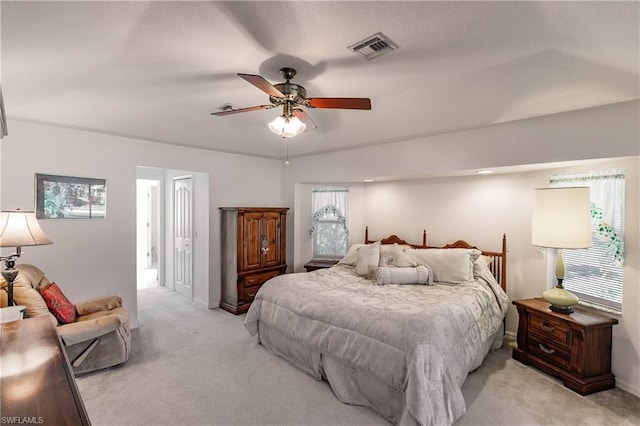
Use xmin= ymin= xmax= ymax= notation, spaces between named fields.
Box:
xmin=268 ymin=115 xmax=306 ymax=138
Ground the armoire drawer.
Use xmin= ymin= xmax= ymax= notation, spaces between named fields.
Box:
xmin=240 ymin=269 xmax=281 ymax=289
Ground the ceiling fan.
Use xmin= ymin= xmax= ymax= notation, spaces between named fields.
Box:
xmin=211 ymin=67 xmax=371 ymax=137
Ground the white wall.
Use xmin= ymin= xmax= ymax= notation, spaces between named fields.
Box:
xmin=0 ymin=120 xmax=283 ymax=326
xmin=282 ymin=101 xmax=638 ymax=185
xmin=283 ymin=102 xmax=639 ymax=395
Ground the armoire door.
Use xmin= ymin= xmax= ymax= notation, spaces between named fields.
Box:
xmin=261 ymin=211 xmax=281 ymax=268
xmin=242 ymin=211 xmax=263 ymax=271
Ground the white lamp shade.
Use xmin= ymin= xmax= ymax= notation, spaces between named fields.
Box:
xmin=0 ymin=210 xmax=52 ymax=247
xmin=268 ymin=115 xmax=306 ymax=138
xmin=531 ymin=187 xmax=592 ymax=249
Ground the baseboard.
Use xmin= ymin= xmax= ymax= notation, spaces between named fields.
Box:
xmin=615 ymin=377 xmax=640 ymax=397
xmin=192 ymin=297 xmax=208 ymax=308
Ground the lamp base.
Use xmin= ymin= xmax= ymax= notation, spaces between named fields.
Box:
xmin=1 ymin=267 xmax=18 ymax=307
xmin=542 ymin=282 xmax=579 ymax=314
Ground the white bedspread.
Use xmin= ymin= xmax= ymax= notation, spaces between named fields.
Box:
xmin=245 ymin=263 xmax=508 ymax=426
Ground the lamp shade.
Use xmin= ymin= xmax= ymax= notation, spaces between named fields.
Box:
xmin=0 ymin=210 xmax=52 ymax=248
xmin=268 ymin=115 xmax=306 ymax=138
xmin=531 ymin=187 xmax=592 ymax=249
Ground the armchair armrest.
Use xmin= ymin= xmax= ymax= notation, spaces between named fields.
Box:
xmin=58 ymin=314 xmax=123 ymax=346
xmin=75 ymin=295 xmax=122 ymax=316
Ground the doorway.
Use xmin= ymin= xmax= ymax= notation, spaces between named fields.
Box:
xmin=136 ymin=179 xmax=161 ymax=289
xmin=136 ymin=166 xmax=209 ymax=305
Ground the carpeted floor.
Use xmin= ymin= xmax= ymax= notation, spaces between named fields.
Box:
xmin=76 ymin=287 xmax=640 ymax=426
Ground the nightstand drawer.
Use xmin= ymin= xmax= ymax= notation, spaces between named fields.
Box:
xmin=529 ymin=313 xmax=569 ymax=345
xmin=527 ymin=332 xmax=570 ymax=368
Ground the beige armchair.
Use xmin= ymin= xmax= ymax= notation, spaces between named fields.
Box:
xmin=0 ymin=264 xmax=131 ymax=375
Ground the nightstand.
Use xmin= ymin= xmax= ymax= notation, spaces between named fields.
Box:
xmin=304 ymin=259 xmax=339 ymax=272
xmin=512 ymin=298 xmax=618 ymax=395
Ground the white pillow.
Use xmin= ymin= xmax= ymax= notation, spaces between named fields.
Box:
xmin=393 ymin=247 xmax=418 ymax=267
xmin=477 ymin=255 xmax=493 ymax=267
xmin=378 ymin=244 xmax=396 ymax=267
xmin=407 ymin=248 xmax=480 ymax=283
xmin=356 ymin=242 xmax=381 ymax=277
xmin=339 ymin=244 xmax=365 ymax=265
xmin=378 ymin=244 xmax=416 ymax=267
xmin=376 ymin=265 xmax=430 ymax=285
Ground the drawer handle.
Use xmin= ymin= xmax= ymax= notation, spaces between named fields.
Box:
xmin=538 ymin=343 xmax=555 ymax=355
xmin=541 ymin=322 xmax=555 ymax=332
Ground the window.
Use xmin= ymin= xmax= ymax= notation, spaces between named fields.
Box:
xmin=309 ymin=188 xmax=349 ymax=259
xmin=548 ymin=170 xmax=625 ymax=313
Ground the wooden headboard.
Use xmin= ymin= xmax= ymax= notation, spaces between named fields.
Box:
xmin=364 ymin=226 xmax=507 ymax=292
xmin=365 ymin=226 xmax=427 ymax=248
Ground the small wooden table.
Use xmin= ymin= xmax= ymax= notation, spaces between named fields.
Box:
xmin=512 ymin=298 xmax=618 ymax=395
xmin=304 ymin=259 xmax=339 ymax=272
xmin=1 ymin=316 xmax=91 ymax=425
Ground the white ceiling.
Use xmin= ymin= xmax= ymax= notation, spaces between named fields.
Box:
xmin=2 ymin=1 xmax=638 ymax=160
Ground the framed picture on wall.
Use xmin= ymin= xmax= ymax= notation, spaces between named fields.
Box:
xmin=35 ymin=173 xmax=107 ymax=219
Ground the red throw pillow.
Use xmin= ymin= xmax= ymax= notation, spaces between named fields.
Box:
xmin=41 ymin=282 xmax=77 ymax=324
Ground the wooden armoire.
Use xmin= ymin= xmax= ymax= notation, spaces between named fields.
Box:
xmin=220 ymin=207 xmax=288 ymax=314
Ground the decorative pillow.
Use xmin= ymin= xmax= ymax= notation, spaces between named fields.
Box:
xmin=338 ymin=244 xmax=365 ymax=265
xmin=473 ymin=259 xmax=490 ymax=278
xmin=393 ymin=247 xmax=418 ymax=267
xmin=40 ymin=282 xmax=77 ymax=324
xmin=2 ymin=272 xmax=50 ymax=317
xmin=376 ymin=265 xmax=431 ymax=285
xmin=355 ymin=242 xmax=381 ymax=277
xmin=477 ymin=255 xmax=493 ymax=267
xmin=378 ymin=244 xmax=417 ymax=267
xmin=378 ymin=244 xmax=396 ymax=266
xmin=407 ymin=249 xmax=481 ymax=283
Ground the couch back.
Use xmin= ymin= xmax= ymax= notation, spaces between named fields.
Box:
xmin=0 ymin=264 xmax=52 ymax=317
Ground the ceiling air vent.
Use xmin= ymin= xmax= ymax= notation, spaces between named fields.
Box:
xmin=348 ymin=32 xmax=398 ymax=61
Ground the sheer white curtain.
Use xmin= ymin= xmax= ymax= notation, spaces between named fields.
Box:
xmin=309 ymin=188 xmax=349 ymax=258
xmin=311 ymin=188 xmax=349 ymax=222
xmin=550 ymin=169 xmax=625 ymax=265
xmin=549 ymin=169 xmax=625 ymax=311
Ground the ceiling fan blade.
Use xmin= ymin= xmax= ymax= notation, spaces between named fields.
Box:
xmin=238 ymin=73 xmax=285 ymax=98
xmin=306 ymin=97 xmax=371 ymax=110
xmin=293 ymin=109 xmax=318 ymax=130
xmin=211 ymin=105 xmax=273 ymax=116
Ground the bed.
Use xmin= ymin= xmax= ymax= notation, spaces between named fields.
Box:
xmin=245 ymin=229 xmax=508 ymax=426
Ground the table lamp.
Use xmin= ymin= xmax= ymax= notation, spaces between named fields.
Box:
xmin=0 ymin=209 xmax=52 ymax=306
xmin=531 ymin=187 xmax=592 ymax=314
